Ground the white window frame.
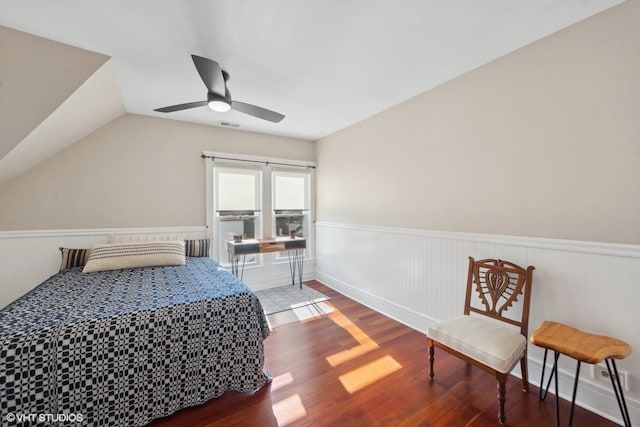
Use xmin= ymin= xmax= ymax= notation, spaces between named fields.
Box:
xmin=212 ymin=164 xmax=263 ymax=267
xmin=272 ymin=169 xmax=311 ymax=261
xmin=205 ymin=151 xmax=315 ymax=270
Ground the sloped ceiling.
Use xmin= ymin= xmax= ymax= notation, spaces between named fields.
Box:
xmin=0 ymin=0 xmax=626 ymax=186
xmin=0 ymin=26 xmax=125 ymax=186
xmin=0 ymin=26 xmax=107 ymax=158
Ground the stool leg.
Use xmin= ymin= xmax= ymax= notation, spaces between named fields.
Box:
xmin=539 ymin=349 xmax=548 ymax=400
xmin=567 ymin=360 xmax=581 ymax=427
xmin=539 ymin=349 xmax=560 ymax=401
xmin=606 ymin=359 xmax=631 ymax=427
xmin=554 ymin=351 xmax=560 ymax=427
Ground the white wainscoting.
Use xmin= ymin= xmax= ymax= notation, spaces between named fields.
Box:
xmin=0 ymin=226 xmax=315 ymax=309
xmin=315 ymin=221 xmax=640 ymax=425
xmin=0 ymin=226 xmax=207 ymax=308
xmin=228 ymin=255 xmax=316 ymax=292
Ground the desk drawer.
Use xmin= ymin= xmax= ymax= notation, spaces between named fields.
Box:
xmin=285 ymin=239 xmax=306 ymax=249
xmin=228 ymin=241 xmax=259 ymax=255
xmin=259 ymin=241 xmax=286 ymax=252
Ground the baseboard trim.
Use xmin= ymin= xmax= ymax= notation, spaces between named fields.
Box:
xmin=316 ymin=271 xmax=439 ymax=332
xmin=315 ymin=272 xmax=639 ymax=426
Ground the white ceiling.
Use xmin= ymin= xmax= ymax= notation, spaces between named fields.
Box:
xmin=0 ymin=0 xmax=625 ymax=141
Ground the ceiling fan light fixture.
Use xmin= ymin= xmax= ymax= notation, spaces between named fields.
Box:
xmin=208 ymin=98 xmax=231 ymax=112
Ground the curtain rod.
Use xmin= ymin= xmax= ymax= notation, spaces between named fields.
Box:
xmin=201 ymin=154 xmax=315 ymax=169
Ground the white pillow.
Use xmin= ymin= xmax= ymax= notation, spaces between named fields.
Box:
xmin=83 ymin=241 xmax=186 ymax=273
xmin=108 ymin=233 xmax=186 ymax=244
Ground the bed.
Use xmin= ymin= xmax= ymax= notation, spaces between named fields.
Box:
xmin=0 ymin=256 xmax=271 ymax=426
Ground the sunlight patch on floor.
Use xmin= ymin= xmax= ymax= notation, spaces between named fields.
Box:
xmin=295 ymin=301 xmax=334 ymax=322
xmin=271 ymin=371 xmax=294 ymax=392
xmin=338 ymin=355 xmax=402 ymax=394
xmin=267 ymin=302 xmax=334 ymax=328
xmin=325 ymin=305 xmax=380 ymax=367
xmin=272 ymin=393 xmax=307 ymax=426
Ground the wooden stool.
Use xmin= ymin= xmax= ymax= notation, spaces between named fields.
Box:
xmin=530 ymin=321 xmax=632 ymax=427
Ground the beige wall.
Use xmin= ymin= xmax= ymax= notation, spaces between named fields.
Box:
xmin=0 ymin=26 xmax=108 ymax=159
xmin=0 ymin=114 xmax=314 ymax=230
xmin=316 ymin=0 xmax=640 ymax=244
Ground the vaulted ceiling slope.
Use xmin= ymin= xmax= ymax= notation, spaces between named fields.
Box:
xmin=0 ymin=26 xmax=125 ymax=186
xmin=0 ymin=1 xmax=625 ymax=185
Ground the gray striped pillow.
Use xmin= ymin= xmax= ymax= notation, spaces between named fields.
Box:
xmin=83 ymin=241 xmax=186 ymax=273
xmin=59 ymin=247 xmax=91 ymax=271
xmin=185 ymin=239 xmax=210 ymax=257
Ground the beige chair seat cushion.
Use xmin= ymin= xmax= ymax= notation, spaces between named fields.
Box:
xmin=427 ymin=315 xmax=526 ymax=373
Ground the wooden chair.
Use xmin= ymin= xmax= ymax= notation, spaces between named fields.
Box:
xmin=426 ymin=257 xmax=535 ymax=424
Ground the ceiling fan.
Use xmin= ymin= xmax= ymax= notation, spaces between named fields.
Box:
xmin=154 ymin=54 xmax=285 ymax=123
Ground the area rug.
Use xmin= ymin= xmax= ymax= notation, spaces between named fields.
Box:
xmin=265 ymin=301 xmax=334 ymax=328
xmin=254 ymin=284 xmax=330 ymax=315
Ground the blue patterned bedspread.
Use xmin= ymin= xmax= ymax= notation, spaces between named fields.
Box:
xmin=0 ymin=257 xmax=271 ymax=427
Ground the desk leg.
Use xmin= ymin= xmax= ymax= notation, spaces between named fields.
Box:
xmin=288 ymin=251 xmax=296 ymax=286
xmin=287 ymin=249 xmax=304 ymax=289
xmin=228 ymin=254 xmax=246 ymax=281
xmin=229 ymin=252 xmax=238 ymax=276
xmin=296 ymin=249 xmax=304 ymax=289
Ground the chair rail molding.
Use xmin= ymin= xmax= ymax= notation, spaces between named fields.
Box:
xmin=0 ymin=225 xmax=314 ymax=309
xmin=0 ymin=226 xmax=207 ymax=309
xmin=0 ymin=225 xmax=207 ymax=240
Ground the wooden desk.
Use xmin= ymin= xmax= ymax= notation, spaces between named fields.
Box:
xmin=227 ymin=237 xmax=306 ymax=288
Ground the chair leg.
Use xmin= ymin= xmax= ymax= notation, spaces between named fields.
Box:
xmin=520 ymin=351 xmax=530 ymax=392
xmin=427 ymin=340 xmax=435 ymax=379
xmin=497 ymin=375 xmax=507 ymax=424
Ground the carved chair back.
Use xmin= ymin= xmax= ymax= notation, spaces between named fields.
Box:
xmin=463 ymin=257 xmax=535 ymax=337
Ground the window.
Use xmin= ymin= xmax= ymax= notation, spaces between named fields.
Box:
xmin=213 ymin=166 xmax=261 ymax=265
xmin=273 ymin=169 xmax=309 ymax=235
xmin=206 ymin=153 xmax=315 ymax=270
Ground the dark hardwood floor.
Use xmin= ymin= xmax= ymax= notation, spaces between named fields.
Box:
xmin=148 ymin=281 xmax=617 ymax=427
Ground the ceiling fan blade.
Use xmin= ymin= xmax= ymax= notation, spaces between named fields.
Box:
xmin=154 ymin=100 xmax=208 ymax=113
xmin=231 ymin=101 xmax=285 ymax=123
xmin=191 ymin=54 xmax=226 ymax=96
